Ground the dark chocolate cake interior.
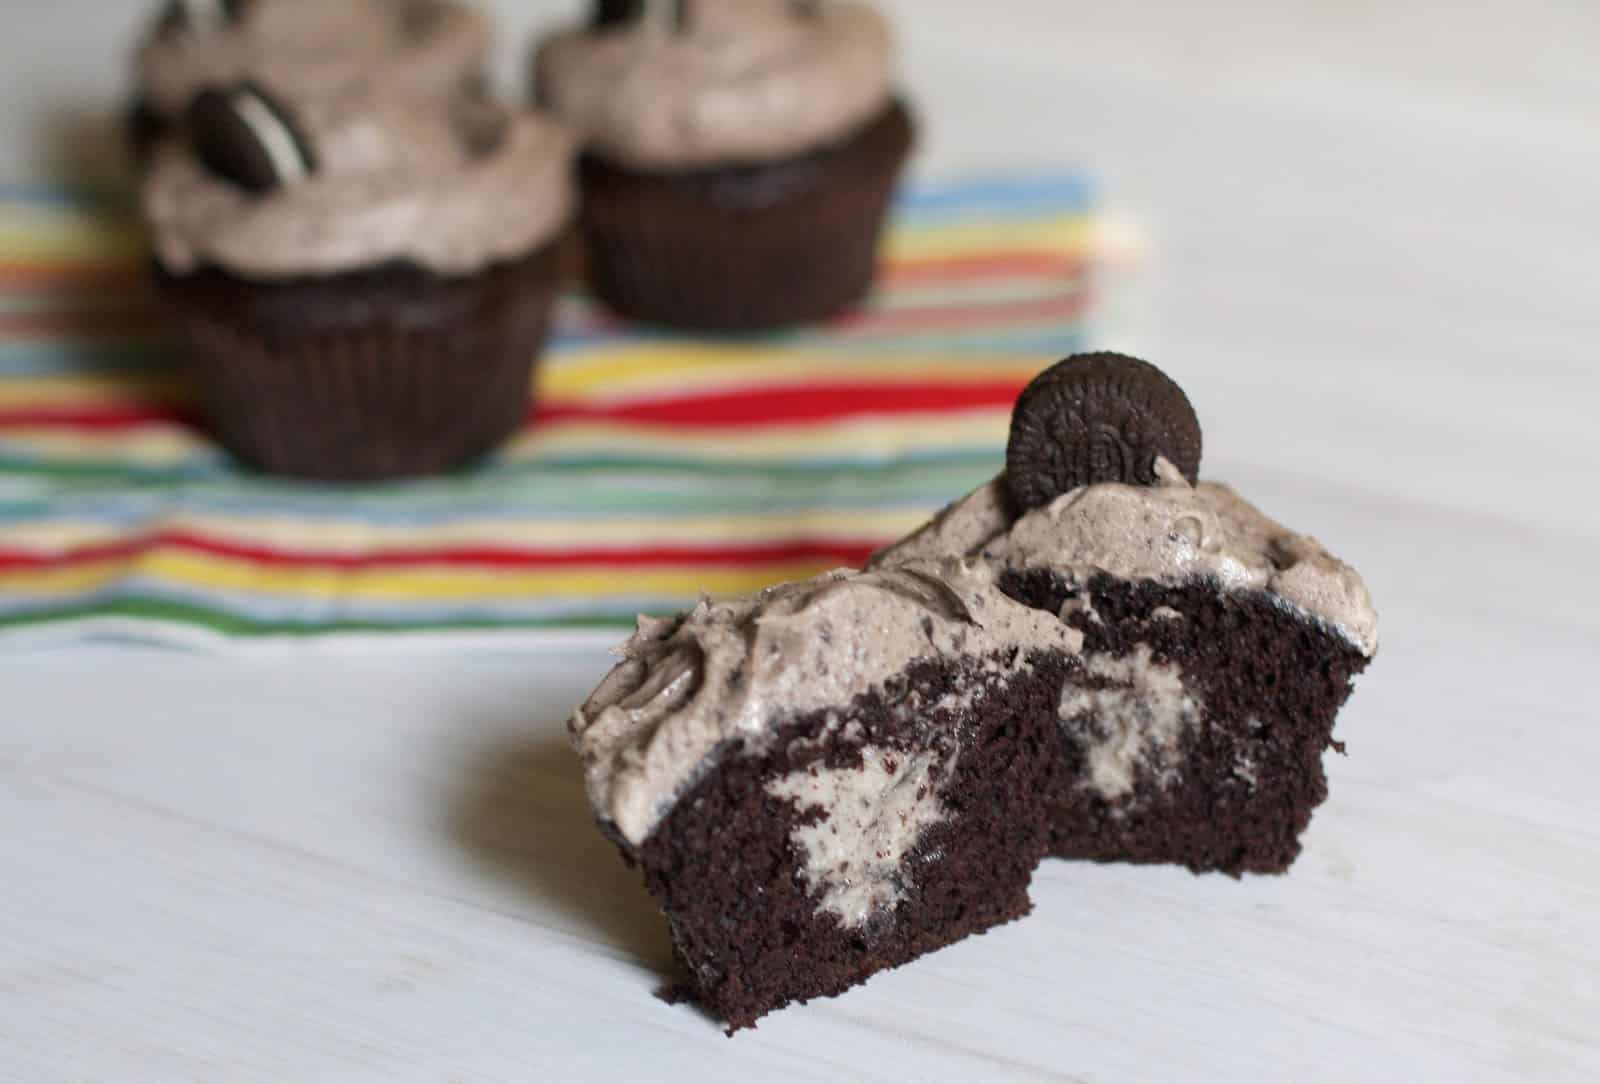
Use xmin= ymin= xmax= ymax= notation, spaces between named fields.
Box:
xmin=634 ymin=651 xmax=1070 ymax=1033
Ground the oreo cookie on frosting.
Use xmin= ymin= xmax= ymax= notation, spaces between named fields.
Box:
xmin=141 ymin=82 xmax=577 ymax=480
xmin=188 ymin=82 xmax=315 ymax=193
xmin=1006 ymin=352 xmax=1203 ymax=513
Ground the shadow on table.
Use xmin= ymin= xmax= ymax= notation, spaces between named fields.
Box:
xmin=449 ymin=731 xmax=677 ymax=978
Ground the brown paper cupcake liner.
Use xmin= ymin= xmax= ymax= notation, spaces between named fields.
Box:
xmin=153 ymin=239 xmax=562 ymax=481
xmin=577 ymin=99 xmax=915 ymax=332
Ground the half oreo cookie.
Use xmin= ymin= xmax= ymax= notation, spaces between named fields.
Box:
xmin=188 ymin=82 xmax=316 ymax=194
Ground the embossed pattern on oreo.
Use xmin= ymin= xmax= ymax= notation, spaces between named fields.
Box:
xmin=1006 ymin=352 xmax=1202 ymax=512
xmin=188 ymin=83 xmax=316 ymax=194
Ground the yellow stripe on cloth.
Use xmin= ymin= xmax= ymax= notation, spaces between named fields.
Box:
xmin=0 ymin=207 xmax=147 ymax=266
xmin=501 ymin=411 xmax=1013 ymax=462
xmin=0 ymin=411 xmax=1011 ymax=467
xmin=540 ymin=346 xmax=1050 ymax=403
xmin=883 ymin=215 xmax=1092 ymax=261
xmin=0 ymin=553 xmax=845 ymax=601
xmin=0 ymin=373 xmax=190 ymax=408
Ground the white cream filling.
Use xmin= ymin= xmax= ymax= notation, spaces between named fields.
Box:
xmin=1059 ymin=645 xmax=1200 ymax=802
xmin=767 ymin=744 xmax=953 ymax=929
xmin=231 ymin=90 xmax=310 ymax=187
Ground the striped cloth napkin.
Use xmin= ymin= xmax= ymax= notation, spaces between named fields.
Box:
xmin=0 ymin=175 xmax=1096 ymax=649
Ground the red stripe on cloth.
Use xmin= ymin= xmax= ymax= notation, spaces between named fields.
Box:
xmin=883 ymin=253 xmax=1088 ymax=284
xmin=0 ymin=378 xmax=1027 ymax=433
xmin=0 ymin=406 xmax=198 ymax=430
xmin=828 ymin=292 xmax=1090 ymax=332
xmin=0 ymin=531 xmax=883 ymax=572
xmin=533 ymin=379 xmax=1029 ymax=428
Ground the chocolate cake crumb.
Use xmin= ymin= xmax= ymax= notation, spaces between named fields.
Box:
xmin=630 ymin=652 xmax=1069 ymax=1032
xmin=1000 ymin=570 xmax=1371 ymax=875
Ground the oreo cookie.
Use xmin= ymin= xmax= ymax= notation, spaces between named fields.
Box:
xmin=188 ymin=82 xmax=316 ymax=194
xmin=1005 ymin=352 xmax=1203 ymax=512
xmin=593 ymin=0 xmax=686 ymax=29
xmin=161 ymin=0 xmax=249 ymax=32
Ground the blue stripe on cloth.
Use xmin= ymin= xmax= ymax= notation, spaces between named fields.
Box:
xmin=0 ymin=174 xmax=1092 ymax=217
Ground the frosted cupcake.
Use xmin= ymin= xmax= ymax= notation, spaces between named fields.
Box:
xmin=130 ymin=0 xmax=490 ymax=158
xmin=143 ymin=82 xmax=575 ymax=480
xmin=535 ymin=0 xmax=915 ymax=331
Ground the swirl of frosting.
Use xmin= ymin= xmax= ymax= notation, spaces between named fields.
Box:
xmin=137 ymin=0 xmax=489 ymax=122
xmin=536 ymin=0 xmax=895 ymax=170
xmin=878 ymin=460 xmax=1380 ymax=656
xmin=573 ymin=461 xmax=1378 ymax=845
xmin=572 ymin=563 xmax=1081 ymax=845
xmin=143 ymin=87 xmax=576 ymax=277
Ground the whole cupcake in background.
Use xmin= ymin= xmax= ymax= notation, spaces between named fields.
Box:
xmin=130 ymin=0 xmax=491 ymax=159
xmin=142 ymin=82 xmax=575 ymax=480
xmin=535 ymin=0 xmax=916 ymax=331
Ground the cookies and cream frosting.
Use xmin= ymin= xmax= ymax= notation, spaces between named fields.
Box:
xmin=143 ymin=89 xmax=575 ymax=277
xmin=536 ymin=0 xmax=895 ymax=170
xmin=879 ymin=459 xmax=1380 ymax=656
xmin=572 ymin=562 xmax=1081 ymax=848
xmin=571 ymin=460 xmax=1378 ymax=851
xmin=137 ymin=0 xmax=489 ymax=122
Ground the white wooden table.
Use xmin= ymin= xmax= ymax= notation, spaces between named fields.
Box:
xmin=3 ymin=2 xmax=1598 ymax=1080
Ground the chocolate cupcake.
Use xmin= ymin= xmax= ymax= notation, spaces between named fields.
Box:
xmin=130 ymin=0 xmax=490 ymax=160
xmin=535 ymin=0 xmax=915 ymax=331
xmin=142 ymin=83 xmax=575 ymax=480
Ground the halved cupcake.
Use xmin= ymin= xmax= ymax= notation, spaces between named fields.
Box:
xmin=142 ymin=81 xmax=575 ymax=480
xmin=568 ymin=354 xmax=1378 ymax=1031
xmin=535 ymin=0 xmax=915 ymax=331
